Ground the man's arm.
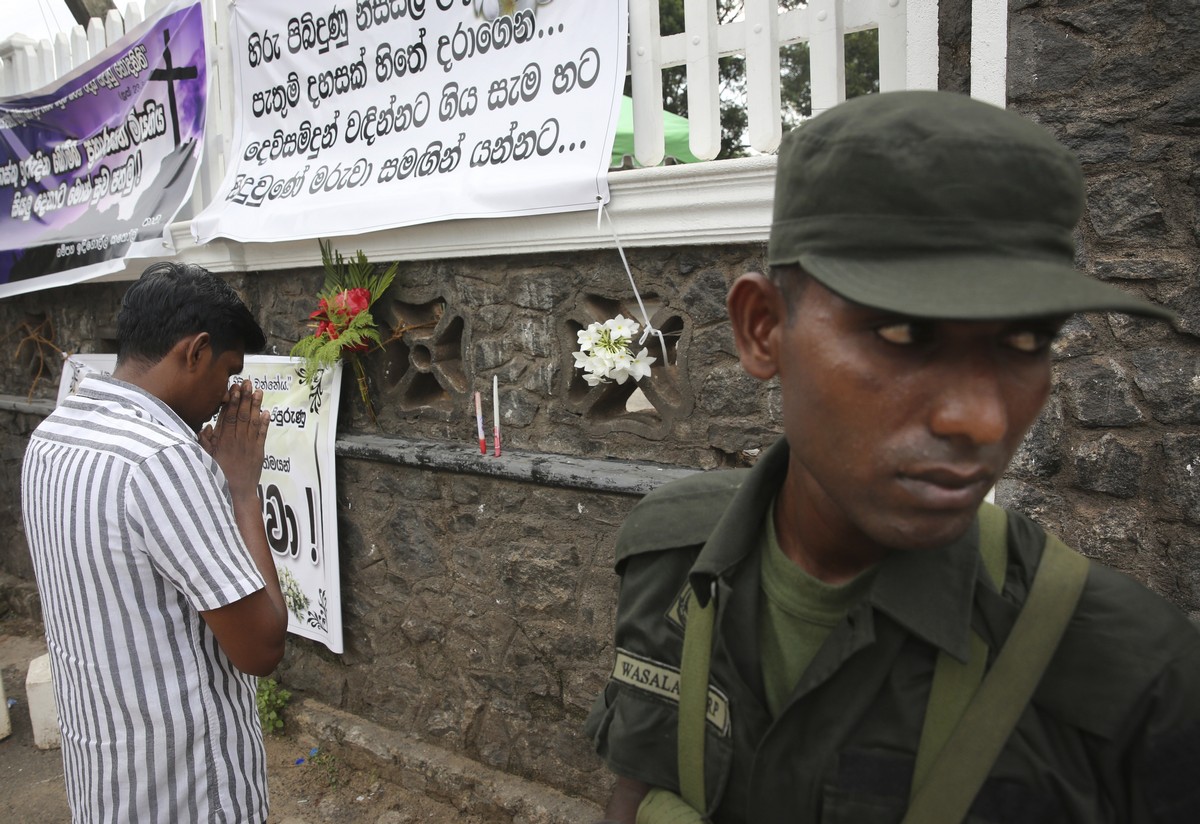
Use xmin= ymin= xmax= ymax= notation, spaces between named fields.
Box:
xmin=598 ymin=776 xmax=652 ymax=824
xmin=199 ymin=380 xmax=288 ymax=677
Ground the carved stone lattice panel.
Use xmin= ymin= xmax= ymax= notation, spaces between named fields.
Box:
xmin=561 ymin=295 xmax=693 ymax=439
xmin=377 ymin=297 xmax=467 ymax=417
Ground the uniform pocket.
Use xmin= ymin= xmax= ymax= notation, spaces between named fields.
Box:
xmin=821 ymin=748 xmax=1062 ymax=824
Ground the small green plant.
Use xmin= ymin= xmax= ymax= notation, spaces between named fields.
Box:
xmin=256 ymin=677 xmax=291 ymax=735
xmin=309 ymin=750 xmax=345 ymax=787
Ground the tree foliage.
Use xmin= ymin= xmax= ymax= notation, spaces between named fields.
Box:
xmin=635 ymin=1 xmax=881 ymax=160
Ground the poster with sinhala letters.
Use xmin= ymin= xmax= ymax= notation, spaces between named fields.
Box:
xmin=192 ymin=0 xmax=629 ymax=243
xmin=58 ymin=354 xmax=345 ymax=653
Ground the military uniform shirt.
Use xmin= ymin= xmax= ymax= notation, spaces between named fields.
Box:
xmin=585 ymin=439 xmax=1200 ymax=823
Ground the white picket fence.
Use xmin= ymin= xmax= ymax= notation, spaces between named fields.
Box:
xmin=0 ymin=1 xmax=1009 ymax=264
xmin=0 ymin=1 xmax=163 ymax=96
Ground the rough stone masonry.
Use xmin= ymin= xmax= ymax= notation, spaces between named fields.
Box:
xmin=0 ymin=0 xmax=1197 ymax=808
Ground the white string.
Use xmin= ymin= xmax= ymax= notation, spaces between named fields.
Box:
xmin=596 ymin=199 xmax=670 ymax=366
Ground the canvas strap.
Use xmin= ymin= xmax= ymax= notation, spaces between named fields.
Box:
xmin=910 ymin=502 xmax=1009 ymax=792
xmin=902 ymin=531 xmax=1089 ymax=824
xmin=677 ymin=582 xmax=715 ymax=815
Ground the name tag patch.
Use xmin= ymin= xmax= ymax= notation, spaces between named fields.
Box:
xmin=612 ymin=648 xmax=731 ymax=736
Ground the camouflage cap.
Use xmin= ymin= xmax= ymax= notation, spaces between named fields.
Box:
xmin=768 ymin=90 xmax=1173 ymax=320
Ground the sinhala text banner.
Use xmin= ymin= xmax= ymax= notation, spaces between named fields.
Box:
xmin=0 ymin=0 xmax=208 ymax=299
xmin=192 ymin=0 xmax=628 ymax=244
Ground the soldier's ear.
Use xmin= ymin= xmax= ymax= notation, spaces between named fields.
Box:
xmin=727 ymin=272 xmax=783 ymax=381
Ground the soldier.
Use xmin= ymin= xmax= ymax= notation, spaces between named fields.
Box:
xmin=586 ymin=91 xmax=1200 ymax=823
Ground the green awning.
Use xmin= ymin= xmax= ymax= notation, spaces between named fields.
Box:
xmin=611 ymin=95 xmax=701 ymax=167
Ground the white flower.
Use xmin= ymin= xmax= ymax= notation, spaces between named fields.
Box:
xmin=572 ymin=350 xmax=599 ymax=370
xmin=573 ymin=315 xmax=656 ymax=386
xmin=626 ymin=348 xmax=656 ymax=382
xmin=576 ymin=323 xmax=602 ymax=352
xmin=607 ymin=349 xmax=634 ymax=384
xmin=604 ymin=314 xmax=639 ymax=342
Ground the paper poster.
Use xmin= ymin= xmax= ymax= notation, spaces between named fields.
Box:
xmin=58 ymin=353 xmax=345 ymax=653
xmin=192 ymin=0 xmax=628 ymax=244
xmin=0 ymin=0 xmax=207 ymax=298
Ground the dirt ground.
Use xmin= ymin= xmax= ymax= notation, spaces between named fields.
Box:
xmin=0 ymin=615 xmax=483 ymax=824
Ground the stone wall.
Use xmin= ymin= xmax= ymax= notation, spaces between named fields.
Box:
xmin=998 ymin=0 xmax=1200 ymax=616
xmin=0 ymin=245 xmax=770 ymax=803
xmin=0 ymin=0 xmax=1197 ymax=805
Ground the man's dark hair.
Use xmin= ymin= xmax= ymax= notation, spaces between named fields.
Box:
xmin=116 ymin=262 xmax=266 ymax=365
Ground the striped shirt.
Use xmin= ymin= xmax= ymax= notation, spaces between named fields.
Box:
xmin=21 ymin=375 xmax=269 ymax=823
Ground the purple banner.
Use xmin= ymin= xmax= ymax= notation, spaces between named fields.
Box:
xmin=0 ymin=0 xmax=206 ymax=297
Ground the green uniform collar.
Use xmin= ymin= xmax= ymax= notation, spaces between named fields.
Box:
xmin=687 ymin=438 xmax=983 ymax=664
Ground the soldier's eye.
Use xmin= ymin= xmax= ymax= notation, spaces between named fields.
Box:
xmin=1004 ymin=329 xmax=1053 ymax=354
xmin=875 ymin=322 xmax=914 ymax=344
xmin=875 ymin=322 xmax=934 ymax=345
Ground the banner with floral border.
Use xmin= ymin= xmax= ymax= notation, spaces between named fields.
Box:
xmin=58 ymin=354 xmax=346 ymax=653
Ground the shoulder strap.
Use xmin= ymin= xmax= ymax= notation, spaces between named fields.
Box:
xmin=910 ymin=503 xmax=1008 ymax=792
xmin=902 ymin=533 xmax=1090 ymax=824
xmin=677 ymin=584 xmax=715 ymax=814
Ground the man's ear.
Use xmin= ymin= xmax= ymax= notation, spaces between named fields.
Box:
xmin=727 ymin=272 xmax=783 ymax=380
xmin=178 ymin=332 xmax=212 ymax=372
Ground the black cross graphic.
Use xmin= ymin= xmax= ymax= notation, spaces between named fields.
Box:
xmin=149 ymin=29 xmax=198 ymax=147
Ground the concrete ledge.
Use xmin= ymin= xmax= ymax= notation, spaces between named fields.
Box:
xmin=337 ymin=434 xmax=697 ymax=496
xmin=291 ymin=698 xmax=603 ymax=824
xmin=0 ymin=396 xmax=54 ymax=417
xmin=2 ymin=395 xmax=699 ymax=496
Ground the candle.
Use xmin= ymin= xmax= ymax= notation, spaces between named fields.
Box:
xmin=492 ymin=375 xmax=501 ymax=457
xmin=474 ymin=391 xmax=485 ymax=455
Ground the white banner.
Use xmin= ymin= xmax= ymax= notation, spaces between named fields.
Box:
xmin=58 ymin=354 xmax=346 ymax=653
xmin=192 ymin=0 xmax=629 ymax=244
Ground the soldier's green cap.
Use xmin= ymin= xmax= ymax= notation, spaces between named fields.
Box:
xmin=768 ymin=90 xmax=1173 ymax=321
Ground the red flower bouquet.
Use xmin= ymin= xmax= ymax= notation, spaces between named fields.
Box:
xmin=291 ymin=240 xmax=398 ymax=422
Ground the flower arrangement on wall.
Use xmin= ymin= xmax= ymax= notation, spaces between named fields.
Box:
xmin=572 ymin=314 xmax=657 ymax=386
xmin=291 ymin=240 xmax=398 ymax=422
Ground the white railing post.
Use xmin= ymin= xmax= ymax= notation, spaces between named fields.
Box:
xmin=12 ymin=43 xmax=37 ymax=95
xmin=809 ymin=0 xmax=847 ymax=117
xmin=70 ymin=25 xmax=90 ymax=70
xmin=905 ymin=0 xmax=939 ymax=90
xmin=105 ymin=9 xmax=126 ymax=45
xmin=182 ymin=0 xmax=229 ymax=219
xmin=86 ymin=17 xmax=107 ymax=61
xmin=54 ymin=32 xmax=72 ymax=79
xmin=125 ymin=1 xmax=146 ymax=31
xmin=683 ymin=0 xmax=720 ymax=161
xmin=36 ymin=40 xmax=56 ymax=91
xmin=629 ymin=0 xmax=665 ymax=167
xmin=212 ymin=0 xmax=235 ymax=191
xmin=743 ymin=0 xmax=781 ymax=154
xmin=971 ymin=0 xmax=1006 ymax=106
xmin=876 ymin=0 xmax=907 ymax=93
